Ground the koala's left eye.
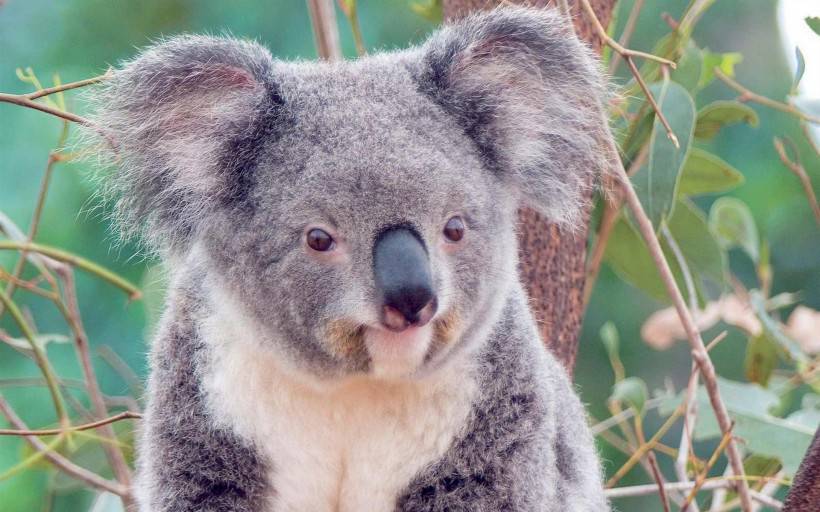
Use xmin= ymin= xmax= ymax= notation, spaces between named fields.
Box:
xmin=306 ymin=228 xmax=335 ymax=252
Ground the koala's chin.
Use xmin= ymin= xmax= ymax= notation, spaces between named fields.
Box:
xmin=363 ymin=323 xmax=435 ymax=379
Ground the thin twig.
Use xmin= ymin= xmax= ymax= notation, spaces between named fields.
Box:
xmin=26 ymin=71 xmax=111 ymax=100
xmin=579 ymin=0 xmax=676 ymax=67
xmin=607 ymin=478 xmax=784 ymax=508
xmin=306 ymin=0 xmax=342 ymax=61
xmin=714 ymin=68 xmax=820 ymax=125
xmin=608 ymin=0 xmax=645 ymax=74
xmin=583 ymin=144 xmax=649 ymax=308
xmin=0 ymin=291 xmax=68 ymax=427
xmin=773 ymin=137 xmax=820 ymax=226
xmin=682 ymin=426 xmax=734 ymax=511
xmin=54 ymin=266 xmax=134 ymax=505
xmin=0 ymin=396 xmax=128 ymax=497
xmin=579 ymin=0 xmax=679 ymax=148
xmin=606 ymin=404 xmax=684 ymax=488
xmin=336 ymin=0 xmax=366 ymax=56
xmin=611 ymin=136 xmax=754 ymax=510
xmin=648 ymin=451 xmax=671 ymax=512
xmin=0 ymin=411 xmax=141 ymax=436
xmin=0 ymin=121 xmax=67 ymax=320
xmin=0 ymin=241 xmax=141 ymax=300
xmin=0 ymin=92 xmax=91 ymax=125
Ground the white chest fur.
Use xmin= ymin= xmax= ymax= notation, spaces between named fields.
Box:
xmin=199 ymin=301 xmax=477 ymax=512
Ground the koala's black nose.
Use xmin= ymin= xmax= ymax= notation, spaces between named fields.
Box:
xmin=373 ymin=227 xmax=438 ymax=331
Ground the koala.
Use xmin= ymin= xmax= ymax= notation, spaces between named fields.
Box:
xmin=86 ymin=6 xmax=612 ymax=512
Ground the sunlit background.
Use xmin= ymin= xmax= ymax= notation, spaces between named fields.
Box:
xmin=0 ymin=1 xmax=818 ymax=510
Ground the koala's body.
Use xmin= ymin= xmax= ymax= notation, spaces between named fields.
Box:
xmin=88 ymin=7 xmax=611 ymax=511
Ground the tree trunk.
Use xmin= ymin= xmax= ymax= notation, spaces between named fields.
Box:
xmin=443 ymin=0 xmax=615 ymax=374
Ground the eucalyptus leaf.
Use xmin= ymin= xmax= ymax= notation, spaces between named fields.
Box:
xmin=631 ymin=81 xmax=696 ymax=229
xmin=694 ymin=100 xmax=759 ymax=140
xmin=2 ymin=334 xmax=70 ymax=353
xmin=660 ymin=377 xmax=812 ymax=475
xmin=698 ymin=51 xmax=743 ymax=88
xmin=792 ymin=47 xmax=806 ymax=94
xmin=678 ymin=148 xmax=745 ymax=196
xmin=671 ymin=42 xmax=703 ymax=91
xmin=806 ymin=17 xmax=820 ymax=37
xmin=611 ymin=377 xmax=648 ymax=414
xmin=604 ymin=218 xmax=668 ymax=302
xmin=599 ymin=321 xmax=620 ymax=360
xmin=668 ymin=198 xmax=726 ymax=287
xmin=708 ymin=197 xmax=759 ymax=262
xmin=744 ymin=333 xmax=778 ymax=386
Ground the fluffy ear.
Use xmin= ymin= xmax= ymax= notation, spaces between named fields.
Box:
xmin=418 ymin=7 xmax=611 ymax=226
xmin=85 ymin=35 xmax=285 ymax=253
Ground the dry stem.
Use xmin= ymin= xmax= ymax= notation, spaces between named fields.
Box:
xmin=0 ymin=411 xmax=141 ymax=436
xmin=0 ymin=396 xmax=128 ymax=497
xmin=773 ymin=137 xmax=820 ymax=226
xmin=715 ymin=68 xmax=820 ymax=125
xmin=612 ymin=144 xmax=754 ymax=510
xmin=306 ymin=0 xmax=342 ymax=61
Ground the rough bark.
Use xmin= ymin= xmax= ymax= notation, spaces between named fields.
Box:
xmin=783 ymin=426 xmax=820 ymax=511
xmin=443 ymin=0 xmax=614 ymax=373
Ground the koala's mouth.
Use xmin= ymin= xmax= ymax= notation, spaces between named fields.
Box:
xmin=323 ymin=309 xmax=462 ymax=378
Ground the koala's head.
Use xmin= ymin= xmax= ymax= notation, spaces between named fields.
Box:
xmin=88 ymin=7 xmax=609 ymax=381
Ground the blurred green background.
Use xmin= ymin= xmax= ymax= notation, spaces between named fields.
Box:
xmin=0 ymin=1 xmax=817 ymax=510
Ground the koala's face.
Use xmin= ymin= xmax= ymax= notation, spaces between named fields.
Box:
xmin=90 ymin=8 xmax=607 ymax=381
xmin=203 ymin=60 xmax=520 ymax=379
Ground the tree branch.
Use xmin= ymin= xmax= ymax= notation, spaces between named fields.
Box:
xmin=0 ymin=396 xmax=128 ymax=497
xmin=773 ymin=137 xmax=820 ymax=226
xmin=611 ymin=138 xmax=754 ymax=510
xmin=0 ymin=411 xmax=141 ymax=436
xmin=715 ymin=68 xmax=820 ymax=125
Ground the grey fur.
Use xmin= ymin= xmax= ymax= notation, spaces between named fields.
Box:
xmin=86 ymin=6 xmax=610 ymax=511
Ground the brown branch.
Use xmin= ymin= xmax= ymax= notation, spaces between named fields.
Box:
xmin=583 ymin=143 xmax=649 ymax=307
xmin=715 ymin=68 xmax=820 ymax=125
xmin=608 ymin=0 xmax=645 ymax=74
xmin=648 ymin=451 xmax=671 ymax=512
xmin=0 ymin=411 xmax=141 ymax=437
xmin=0 ymin=92 xmax=91 ymax=125
xmin=0 ymin=396 xmax=128 ymax=497
xmin=25 ymin=71 xmax=111 ymax=100
xmin=682 ymin=426 xmax=734 ymax=511
xmin=773 ymin=137 xmax=820 ymax=226
xmin=579 ymin=0 xmax=679 ymax=149
xmin=306 ymin=0 xmax=342 ymax=61
xmin=336 ymin=0 xmax=366 ymax=56
xmin=53 ymin=266 xmax=135 ymax=506
xmin=607 ymin=478 xmax=785 ymax=509
xmin=610 ymin=136 xmax=754 ymax=510
xmin=579 ymin=0 xmax=675 ymax=67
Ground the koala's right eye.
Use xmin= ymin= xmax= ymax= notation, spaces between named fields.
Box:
xmin=306 ymin=228 xmax=335 ymax=252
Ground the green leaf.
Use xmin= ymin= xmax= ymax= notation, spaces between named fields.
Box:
xmin=671 ymin=42 xmax=703 ymax=91
xmin=709 ymin=197 xmax=759 ymax=262
xmin=792 ymin=47 xmax=806 ymax=94
xmin=599 ymin=321 xmax=620 ymax=359
xmin=409 ymin=0 xmax=443 ymax=24
xmin=698 ymin=51 xmax=743 ymax=89
xmin=806 ymin=17 xmax=820 ymax=36
xmin=661 ymin=377 xmax=813 ymax=476
xmin=745 ymin=333 xmax=778 ymax=386
xmin=694 ymin=100 xmax=759 ymax=140
xmin=749 ymin=291 xmax=807 ymax=365
xmin=604 ymin=218 xmax=669 ymax=302
xmin=631 ymin=81 xmax=697 ymax=229
xmin=678 ymin=148 xmax=745 ymax=196
xmin=611 ymin=377 xmax=648 ymax=414
xmin=786 ymin=394 xmax=820 ymax=429
xmin=667 ymin=198 xmax=727 ymax=287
